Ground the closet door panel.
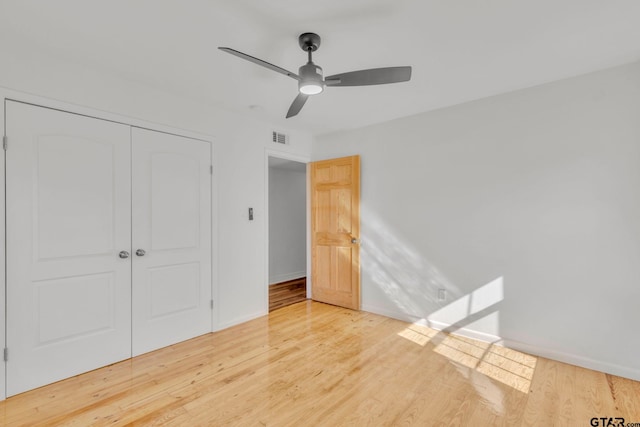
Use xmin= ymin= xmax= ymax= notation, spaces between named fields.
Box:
xmin=131 ymin=127 xmax=212 ymax=356
xmin=5 ymin=101 xmax=132 ymax=397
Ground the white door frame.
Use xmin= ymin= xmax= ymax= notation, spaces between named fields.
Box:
xmin=0 ymin=86 xmax=217 ymax=400
xmin=264 ymin=149 xmax=311 ymax=312
xmin=1 ymin=96 xmax=6 ymax=401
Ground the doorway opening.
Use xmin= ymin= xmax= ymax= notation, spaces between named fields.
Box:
xmin=267 ymin=156 xmax=308 ymax=311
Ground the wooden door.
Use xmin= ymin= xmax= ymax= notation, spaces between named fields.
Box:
xmin=310 ymin=155 xmax=361 ymax=310
xmin=5 ymin=101 xmax=132 ymax=396
xmin=131 ymin=128 xmax=212 ymax=356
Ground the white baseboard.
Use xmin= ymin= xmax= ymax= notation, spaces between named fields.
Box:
xmin=422 ymin=318 xmax=503 ymax=344
xmin=215 ymin=310 xmax=267 ymax=332
xmin=499 ymin=339 xmax=640 ymax=381
xmin=362 ymin=303 xmax=502 ymax=343
xmin=361 ymin=304 xmax=640 ymax=381
xmin=362 ymin=304 xmax=423 ymax=324
xmin=269 ymin=271 xmax=306 ymax=285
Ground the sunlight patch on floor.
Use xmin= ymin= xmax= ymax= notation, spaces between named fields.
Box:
xmin=434 ymin=334 xmax=536 ymax=393
xmin=396 ymin=323 xmax=439 ymax=346
xmin=434 ymin=335 xmax=491 ymax=369
xmin=476 ymin=346 xmax=536 ymax=393
xmin=397 ymin=324 xmax=536 ymax=394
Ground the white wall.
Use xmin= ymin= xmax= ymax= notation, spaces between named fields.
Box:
xmin=268 ymin=165 xmax=307 ymax=284
xmin=0 ymin=37 xmax=313 ymax=334
xmin=314 ymin=61 xmax=640 ymax=380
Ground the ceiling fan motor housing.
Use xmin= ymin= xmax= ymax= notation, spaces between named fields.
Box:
xmin=298 ymin=62 xmax=324 ymax=94
xmin=298 ymin=32 xmax=321 ymax=52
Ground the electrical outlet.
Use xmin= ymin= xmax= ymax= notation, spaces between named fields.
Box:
xmin=437 ymin=289 xmax=446 ymax=301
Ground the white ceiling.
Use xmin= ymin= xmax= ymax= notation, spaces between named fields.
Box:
xmin=2 ymin=0 xmax=640 ymax=136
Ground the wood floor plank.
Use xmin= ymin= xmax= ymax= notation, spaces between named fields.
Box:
xmin=269 ymin=277 xmax=307 ymax=311
xmin=574 ymin=367 xmax=617 ymax=425
xmin=0 ymin=301 xmax=638 ymax=426
xmin=607 ymin=375 xmax=640 ymax=418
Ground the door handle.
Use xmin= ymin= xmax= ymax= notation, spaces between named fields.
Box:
xmin=351 ymin=238 xmax=360 ymax=244
xmin=136 ymin=249 xmax=146 ymax=257
xmin=118 ymin=250 xmax=130 ymax=259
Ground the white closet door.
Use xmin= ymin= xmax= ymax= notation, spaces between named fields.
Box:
xmin=131 ymin=128 xmax=212 ymax=356
xmin=6 ymin=101 xmax=132 ymax=397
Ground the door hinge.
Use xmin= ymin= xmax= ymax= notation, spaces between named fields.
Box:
xmin=3 ymin=135 xmax=7 ymax=151
xmin=210 ymin=299 xmax=214 ymax=309
xmin=3 ymin=348 xmax=8 ymax=362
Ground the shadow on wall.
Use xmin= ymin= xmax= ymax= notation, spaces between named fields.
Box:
xmin=361 ymin=207 xmax=459 ymax=317
xmin=360 ymin=208 xmax=536 ymax=395
xmin=361 ymin=207 xmax=504 ymax=335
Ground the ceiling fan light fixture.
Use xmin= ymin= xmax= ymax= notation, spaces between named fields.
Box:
xmin=298 ymin=62 xmax=324 ymax=95
xmin=299 ymin=81 xmax=323 ymax=95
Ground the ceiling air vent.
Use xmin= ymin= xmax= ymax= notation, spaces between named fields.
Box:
xmin=272 ymin=131 xmax=289 ymax=145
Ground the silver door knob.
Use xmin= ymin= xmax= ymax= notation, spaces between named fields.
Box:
xmin=351 ymin=238 xmax=360 ymax=244
xmin=118 ymin=250 xmax=130 ymax=259
xmin=135 ymin=249 xmax=146 ymax=257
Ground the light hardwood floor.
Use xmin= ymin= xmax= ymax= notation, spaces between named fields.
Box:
xmin=0 ymin=301 xmax=638 ymax=426
xmin=269 ymin=277 xmax=307 ymax=312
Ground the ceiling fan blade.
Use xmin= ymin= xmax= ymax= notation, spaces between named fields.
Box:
xmin=218 ymin=47 xmax=300 ymax=80
xmin=325 ymin=66 xmax=411 ymax=86
xmin=286 ymin=93 xmax=308 ymax=118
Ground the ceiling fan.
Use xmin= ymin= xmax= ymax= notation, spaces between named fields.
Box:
xmin=219 ymin=32 xmax=412 ymax=118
